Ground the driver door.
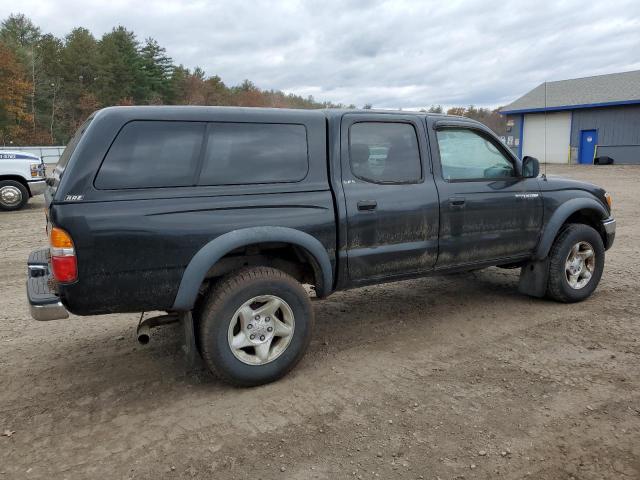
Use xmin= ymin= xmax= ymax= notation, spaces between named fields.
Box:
xmin=431 ymin=125 xmax=543 ymax=268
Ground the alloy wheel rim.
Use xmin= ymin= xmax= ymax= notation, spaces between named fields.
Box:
xmin=565 ymin=241 xmax=595 ymax=289
xmin=0 ymin=186 xmax=22 ymax=207
xmin=227 ymin=295 xmax=295 ymax=365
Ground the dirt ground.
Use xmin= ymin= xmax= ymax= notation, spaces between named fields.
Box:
xmin=1 ymin=165 xmax=639 ymax=480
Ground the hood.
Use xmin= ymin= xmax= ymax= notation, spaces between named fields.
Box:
xmin=540 ymin=174 xmax=609 ymax=211
xmin=540 ymin=175 xmax=604 ymax=194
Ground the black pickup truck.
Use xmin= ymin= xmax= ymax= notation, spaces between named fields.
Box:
xmin=27 ymin=106 xmax=616 ymax=386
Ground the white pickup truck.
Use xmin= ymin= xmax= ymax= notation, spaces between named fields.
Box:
xmin=0 ymin=151 xmax=47 ymax=211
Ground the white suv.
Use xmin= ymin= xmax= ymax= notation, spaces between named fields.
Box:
xmin=0 ymin=151 xmax=47 ymax=211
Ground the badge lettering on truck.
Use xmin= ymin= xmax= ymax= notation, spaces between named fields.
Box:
xmin=64 ymin=195 xmax=84 ymax=201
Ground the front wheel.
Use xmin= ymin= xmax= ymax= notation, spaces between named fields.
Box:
xmin=198 ymin=267 xmax=314 ymax=387
xmin=0 ymin=180 xmax=29 ymax=211
xmin=546 ymin=224 xmax=605 ymax=303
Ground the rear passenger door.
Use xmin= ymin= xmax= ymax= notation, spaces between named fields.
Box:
xmin=340 ymin=114 xmax=439 ymax=283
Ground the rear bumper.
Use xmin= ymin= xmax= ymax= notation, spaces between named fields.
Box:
xmin=27 ymin=179 xmax=47 ymax=196
xmin=602 ymin=217 xmax=616 ymax=250
xmin=27 ymin=248 xmax=69 ymax=321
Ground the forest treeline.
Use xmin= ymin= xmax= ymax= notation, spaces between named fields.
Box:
xmin=0 ymin=13 xmax=504 ymax=146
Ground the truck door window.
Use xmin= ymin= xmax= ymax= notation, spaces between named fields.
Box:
xmin=349 ymin=122 xmax=421 ymax=184
xmin=436 ymin=128 xmax=515 ymax=181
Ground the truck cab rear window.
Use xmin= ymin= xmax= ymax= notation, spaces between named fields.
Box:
xmin=198 ymin=123 xmax=308 ymax=185
xmin=95 ymin=121 xmax=205 ymax=189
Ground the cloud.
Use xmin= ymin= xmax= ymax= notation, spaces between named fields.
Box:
xmin=5 ymin=0 xmax=640 ymax=108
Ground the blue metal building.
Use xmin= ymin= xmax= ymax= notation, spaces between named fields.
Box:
xmin=500 ymin=70 xmax=640 ymax=165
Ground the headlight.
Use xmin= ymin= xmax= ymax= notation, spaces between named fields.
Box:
xmin=604 ymin=192 xmax=613 ymax=209
xmin=30 ymin=163 xmax=43 ymax=178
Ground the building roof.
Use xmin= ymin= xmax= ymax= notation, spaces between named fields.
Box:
xmin=500 ymin=70 xmax=640 ymax=114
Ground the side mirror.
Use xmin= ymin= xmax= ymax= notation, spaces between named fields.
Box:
xmin=522 ymin=156 xmax=540 ymax=178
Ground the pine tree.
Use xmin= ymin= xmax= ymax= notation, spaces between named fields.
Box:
xmin=59 ymin=27 xmax=99 ymax=134
xmin=140 ymin=37 xmax=174 ymax=104
xmin=96 ymin=26 xmax=145 ymax=105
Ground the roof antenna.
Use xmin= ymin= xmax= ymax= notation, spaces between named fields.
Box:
xmin=543 ymin=80 xmax=548 ymax=180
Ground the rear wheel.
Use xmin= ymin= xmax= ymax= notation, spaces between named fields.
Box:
xmin=0 ymin=180 xmax=28 ymax=211
xmin=198 ymin=267 xmax=314 ymax=387
xmin=546 ymin=224 xmax=605 ymax=303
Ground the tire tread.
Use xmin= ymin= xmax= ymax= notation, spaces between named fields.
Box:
xmin=198 ymin=266 xmax=311 ymax=387
xmin=546 ymin=223 xmax=604 ymax=303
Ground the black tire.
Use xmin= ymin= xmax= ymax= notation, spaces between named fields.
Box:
xmin=0 ymin=180 xmax=29 ymax=211
xmin=546 ymin=224 xmax=605 ymax=303
xmin=198 ymin=266 xmax=314 ymax=387
xmin=594 ymin=156 xmax=614 ymax=165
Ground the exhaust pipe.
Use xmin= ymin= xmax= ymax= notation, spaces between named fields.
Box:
xmin=136 ymin=314 xmax=179 ymax=345
xmin=137 ymin=323 xmax=151 ymax=344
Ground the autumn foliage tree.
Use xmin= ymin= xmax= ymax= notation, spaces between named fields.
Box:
xmin=0 ymin=13 xmax=503 ymax=146
xmin=0 ymin=13 xmax=355 ymax=146
xmin=445 ymin=105 xmax=506 ymax=135
xmin=0 ymin=41 xmax=33 ymax=145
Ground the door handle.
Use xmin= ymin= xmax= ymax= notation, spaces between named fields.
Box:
xmin=357 ymin=200 xmax=377 ymax=211
xmin=449 ymin=197 xmax=466 ymax=208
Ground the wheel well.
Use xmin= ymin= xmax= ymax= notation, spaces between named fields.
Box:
xmin=201 ymin=242 xmax=321 ymax=293
xmin=0 ymin=175 xmax=31 ymax=196
xmin=563 ymin=209 xmax=606 ymax=245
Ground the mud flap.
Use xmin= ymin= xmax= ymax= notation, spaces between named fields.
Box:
xmin=180 ymin=311 xmax=203 ymax=371
xmin=518 ymin=258 xmax=550 ymax=298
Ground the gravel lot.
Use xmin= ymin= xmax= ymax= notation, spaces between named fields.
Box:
xmin=1 ymin=165 xmax=639 ymax=479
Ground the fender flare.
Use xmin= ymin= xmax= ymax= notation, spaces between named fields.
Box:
xmin=534 ymin=197 xmax=608 ymax=260
xmin=171 ymin=226 xmax=334 ymax=311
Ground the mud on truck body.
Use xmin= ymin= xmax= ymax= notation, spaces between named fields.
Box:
xmin=27 ymin=106 xmax=615 ymax=386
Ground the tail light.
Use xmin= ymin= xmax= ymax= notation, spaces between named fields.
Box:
xmin=50 ymin=227 xmax=77 ymax=283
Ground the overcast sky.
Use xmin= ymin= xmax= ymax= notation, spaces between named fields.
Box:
xmin=4 ymin=0 xmax=640 ymax=109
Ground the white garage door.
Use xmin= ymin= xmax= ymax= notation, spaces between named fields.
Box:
xmin=522 ymin=112 xmax=571 ymax=164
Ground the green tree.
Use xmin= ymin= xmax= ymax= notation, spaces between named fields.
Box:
xmin=167 ymin=65 xmax=190 ymax=104
xmin=203 ymin=75 xmax=230 ymax=105
xmin=35 ymin=34 xmax=63 ymax=142
xmin=96 ymin=26 xmax=145 ymax=105
xmin=0 ymin=13 xmax=40 ymax=49
xmin=59 ymin=27 xmax=99 ymax=133
xmin=140 ymin=37 xmax=173 ymax=104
